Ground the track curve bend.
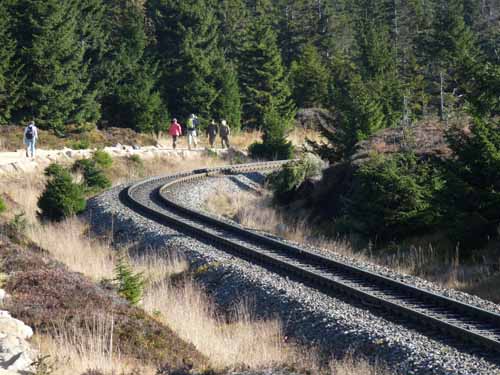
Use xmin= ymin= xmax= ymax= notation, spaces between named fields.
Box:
xmin=120 ymin=161 xmax=500 ymax=356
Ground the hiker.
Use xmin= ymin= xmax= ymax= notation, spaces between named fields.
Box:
xmin=186 ymin=114 xmax=199 ymax=150
xmin=169 ymin=118 xmax=182 ymax=149
xmin=206 ymin=120 xmax=218 ymax=148
xmin=219 ymin=120 xmax=230 ymax=149
xmin=23 ymin=121 xmax=38 ymax=159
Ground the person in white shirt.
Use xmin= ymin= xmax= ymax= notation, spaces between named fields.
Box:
xmin=23 ymin=121 xmax=38 ymax=159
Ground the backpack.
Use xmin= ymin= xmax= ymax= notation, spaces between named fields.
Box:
xmin=220 ymin=125 xmax=229 ymax=137
xmin=25 ymin=126 xmax=34 ymax=140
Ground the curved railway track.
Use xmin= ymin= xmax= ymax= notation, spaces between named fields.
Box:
xmin=120 ymin=160 xmax=500 ymax=356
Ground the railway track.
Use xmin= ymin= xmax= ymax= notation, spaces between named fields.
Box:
xmin=120 ymin=160 xmax=500 ymax=356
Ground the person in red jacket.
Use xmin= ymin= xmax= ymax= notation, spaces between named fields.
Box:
xmin=169 ymin=118 xmax=182 ymax=149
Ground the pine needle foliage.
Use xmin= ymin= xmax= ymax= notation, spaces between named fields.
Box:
xmin=38 ymin=164 xmax=86 ymax=222
xmin=114 ymin=255 xmax=145 ymax=306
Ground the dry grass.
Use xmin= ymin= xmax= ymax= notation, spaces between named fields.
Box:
xmin=204 ymin=188 xmax=500 ymax=303
xmin=27 ymin=217 xmax=116 ymax=280
xmin=143 ymin=280 xmax=297 ymax=370
xmin=0 ymin=171 xmax=45 ymax=222
xmin=205 ymin=187 xmax=355 ymax=258
xmin=34 ymin=315 xmax=156 ymax=375
xmin=328 ymin=355 xmax=389 ymax=375
xmin=230 ymin=129 xmax=263 ymax=150
xmin=287 ymin=127 xmax=325 ymax=147
xmin=108 ymin=154 xmax=226 ymax=186
xmin=0 ymin=151 xmax=392 ymax=374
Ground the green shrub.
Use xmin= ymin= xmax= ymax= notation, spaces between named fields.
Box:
xmin=38 ymin=164 xmax=86 ymax=222
xmin=268 ymin=153 xmax=323 ymax=202
xmin=344 ymin=152 xmax=445 ymax=240
xmin=0 ymin=196 xmax=5 ymax=214
xmin=73 ymin=158 xmax=111 ymax=193
xmin=443 ymin=117 xmax=500 ymax=251
xmin=114 ymin=256 xmax=145 ymax=306
xmin=70 ymin=139 xmax=90 ymax=150
xmin=249 ymin=139 xmax=294 ymax=161
xmin=83 ymin=163 xmax=112 ymax=192
xmin=249 ymin=102 xmax=295 ymax=160
xmin=92 ymin=150 xmax=113 ymax=169
xmin=129 ymin=154 xmax=143 ymax=166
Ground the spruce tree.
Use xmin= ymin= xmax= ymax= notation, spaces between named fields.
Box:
xmin=147 ymin=0 xmax=220 ymax=120
xmin=217 ymin=0 xmax=251 ymax=62
xmin=108 ymin=60 xmax=167 ymax=134
xmin=0 ymin=1 xmax=22 ymax=124
xmin=289 ymin=44 xmax=329 ymax=108
xmin=238 ymin=20 xmax=295 ymax=129
xmin=311 ymin=71 xmax=386 ymax=162
xmin=100 ymin=1 xmax=166 ymax=133
xmin=352 ymin=0 xmax=404 ymax=128
xmin=275 ymin=0 xmax=334 ymax=66
xmin=16 ymin=0 xmax=98 ymax=131
xmin=249 ymin=99 xmax=294 ymax=160
xmin=213 ymin=61 xmax=242 ymax=132
xmin=77 ymin=0 xmax=108 ymax=103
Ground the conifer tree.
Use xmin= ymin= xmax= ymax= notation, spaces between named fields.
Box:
xmin=276 ymin=0 xmax=334 ymax=66
xmin=238 ymin=20 xmax=295 ymax=128
xmin=289 ymin=44 xmax=329 ymax=108
xmin=213 ymin=61 xmax=242 ymax=132
xmin=100 ymin=0 xmax=166 ymax=133
xmin=0 ymin=1 xmax=21 ymax=124
xmin=105 ymin=60 xmax=167 ymax=134
xmin=77 ymin=0 xmax=108 ymax=94
xmin=249 ymin=99 xmax=294 ymax=160
xmin=147 ymin=0 xmax=220 ymax=120
xmin=217 ymin=0 xmax=251 ymax=62
xmin=16 ymin=0 xmax=98 ymax=130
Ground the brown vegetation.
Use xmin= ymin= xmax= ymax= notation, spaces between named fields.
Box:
xmin=0 ymin=150 xmax=391 ymax=374
xmin=204 ymin=187 xmax=500 ymax=304
xmin=0 ymin=227 xmax=207 ymax=370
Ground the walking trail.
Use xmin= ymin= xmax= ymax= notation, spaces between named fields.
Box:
xmin=0 ymin=145 xmax=229 ymax=176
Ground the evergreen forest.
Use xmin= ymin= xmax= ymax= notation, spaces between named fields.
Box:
xmin=1 ymin=0 xmax=500 ymax=249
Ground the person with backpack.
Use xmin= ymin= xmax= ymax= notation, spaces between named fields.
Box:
xmin=169 ymin=118 xmax=182 ymax=149
xmin=186 ymin=114 xmax=199 ymax=150
xmin=23 ymin=121 xmax=38 ymax=159
xmin=219 ymin=120 xmax=230 ymax=149
xmin=206 ymin=120 xmax=218 ymax=148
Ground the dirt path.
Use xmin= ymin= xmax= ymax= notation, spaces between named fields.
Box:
xmin=0 ymin=145 xmax=227 ymax=175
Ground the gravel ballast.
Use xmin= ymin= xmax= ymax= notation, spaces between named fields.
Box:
xmin=86 ymin=173 xmax=500 ymax=375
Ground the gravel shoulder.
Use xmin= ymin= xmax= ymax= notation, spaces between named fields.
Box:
xmin=87 ymin=174 xmax=500 ymax=375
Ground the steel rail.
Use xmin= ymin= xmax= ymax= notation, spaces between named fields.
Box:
xmin=121 ymin=160 xmax=500 ymax=355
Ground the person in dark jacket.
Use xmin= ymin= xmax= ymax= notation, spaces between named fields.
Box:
xmin=219 ymin=120 xmax=230 ymax=149
xmin=206 ymin=120 xmax=218 ymax=148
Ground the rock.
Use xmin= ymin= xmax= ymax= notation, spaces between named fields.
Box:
xmin=0 ymin=290 xmax=6 ymax=305
xmin=0 ymin=311 xmax=33 ymax=339
xmin=0 ymin=310 xmax=35 ymax=373
xmin=295 ymin=108 xmax=335 ymax=130
xmin=352 ymin=121 xmax=451 ymax=165
xmin=0 ymin=369 xmax=21 ymax=375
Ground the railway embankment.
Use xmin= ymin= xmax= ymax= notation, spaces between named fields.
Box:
xmin=86 ymin=168 xmax=500 ymax=375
